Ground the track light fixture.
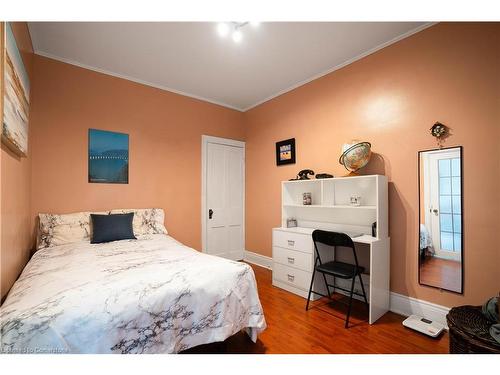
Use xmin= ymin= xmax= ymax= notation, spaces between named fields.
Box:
xmin=216 ymin=22 xmax=260 ymax=43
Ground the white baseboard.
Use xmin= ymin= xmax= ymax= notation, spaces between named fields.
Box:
xmin=244 ymin=250 xmax=272 ymax=269
xmin=390 ymin=292 xmax=450 ymax=327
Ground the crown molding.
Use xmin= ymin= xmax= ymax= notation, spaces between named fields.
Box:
xmin=33 ymin=22 xmax=436 ymax=113
xmin=242 ymin=22 xmax=436 ymax=112
xmin=34 ymin=50 xmax=244 ymax=112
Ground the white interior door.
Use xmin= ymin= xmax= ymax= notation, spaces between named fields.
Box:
xmin=203 ymin=137 xmax=244 ymax=260
xmin=425 ymin=149 xmax=462 ymax=261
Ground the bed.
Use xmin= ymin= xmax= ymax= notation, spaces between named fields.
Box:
xmin=419 ymin=223 xmax=435 ymax=261
xmin=0 ymin=209 xmax=266 ymax=354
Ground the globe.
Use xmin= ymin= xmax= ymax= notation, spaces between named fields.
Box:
xmin=339 ymin=141 xmax=372 ymax=174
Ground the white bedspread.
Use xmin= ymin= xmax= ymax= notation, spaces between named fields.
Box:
xmin=419 ymin=224 xmax=435 ymax=254
xmin=0 ymin=235 xmax=266 ymax=353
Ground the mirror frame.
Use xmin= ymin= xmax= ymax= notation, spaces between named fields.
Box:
xmin=417 ymin=145 xmax=464 ymax=294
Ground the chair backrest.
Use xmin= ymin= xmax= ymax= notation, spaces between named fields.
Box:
xmin=312 ymin=230 xmax=360 ymax=267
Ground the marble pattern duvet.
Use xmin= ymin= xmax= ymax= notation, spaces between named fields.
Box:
xmin=0 ymin=235 xmax=266 ymax=354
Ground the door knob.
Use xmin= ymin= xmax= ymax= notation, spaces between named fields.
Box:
xmin=209 ymin=209 xmax=213 ymax=219
xmin=432 ymin=208 xmax=439 ymax=215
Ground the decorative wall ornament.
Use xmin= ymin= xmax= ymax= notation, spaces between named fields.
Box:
xmin=275 ymin=138 xmax=296 ymax=166
xmin=2 ymin=22 xmax=30 ymax=156
xmin=88 ymin=129 xmax=129 ymax=184
xmin=430 ymin=121 xmax=449 ymax=148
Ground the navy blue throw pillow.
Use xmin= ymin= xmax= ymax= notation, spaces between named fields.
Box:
xmin=90 ymin=213 xmax=136 ymax=244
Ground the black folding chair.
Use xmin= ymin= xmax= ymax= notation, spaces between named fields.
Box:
xmin=305 ymin=230 xmax=369 ymax=328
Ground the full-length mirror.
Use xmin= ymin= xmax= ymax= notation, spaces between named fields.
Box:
xmin=418 ymin=146 xmax=463 ymax=294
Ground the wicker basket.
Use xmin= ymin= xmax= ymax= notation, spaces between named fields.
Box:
xmin=446 ymin=305 xmax=500 ymax=354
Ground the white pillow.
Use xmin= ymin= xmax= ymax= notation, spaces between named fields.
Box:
xmin=38 ymin=211 xmax=108 ymax=249
xmin=110 ymin=208 xmax=168 ymax=236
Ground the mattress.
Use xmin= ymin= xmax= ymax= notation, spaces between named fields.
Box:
xmin=0 ymin=234 xmax=266 ymax=353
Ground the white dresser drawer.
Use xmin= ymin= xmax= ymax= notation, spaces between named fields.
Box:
xmin=272 ymin=230 xmax=312 ymax=253
xmin=273 ymin=246 xmax=312 ymax=271
xmin=273 ymin=263 xmax=311 ymax=291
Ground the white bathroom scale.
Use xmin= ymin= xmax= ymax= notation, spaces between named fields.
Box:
xmin=402 ymin=314 xmax=445 ymax=338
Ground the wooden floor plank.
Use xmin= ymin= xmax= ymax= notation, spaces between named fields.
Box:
xmin=183 ymin=263 xmax=449 ymax=354
xmin=420 ymin=257 xmax=461 ymax=292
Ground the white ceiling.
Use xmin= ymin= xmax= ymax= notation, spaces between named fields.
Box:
xmin=28 ymin=22 xmax=430 ymax=111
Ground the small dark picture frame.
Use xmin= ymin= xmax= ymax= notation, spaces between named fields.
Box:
xmin=276 ymin=138 xmax=296 ymax=166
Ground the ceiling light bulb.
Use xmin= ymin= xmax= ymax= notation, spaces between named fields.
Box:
xmin=217 ymin=22 xmax=230 ymax=37
xmin=232 ymin=30 xmax=243 ymax=43
xmin=249 ymin=22 xmax=260 ymax=27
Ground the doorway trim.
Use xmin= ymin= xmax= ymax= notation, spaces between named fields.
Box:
xmin=201 ymin=135 xmax=246 ymax=255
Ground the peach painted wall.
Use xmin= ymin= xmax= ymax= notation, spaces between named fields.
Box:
xmin=29 ymin=55 xmax=244 ymax=253
xmin=1 ymin=22 xmax=34 ymax=300
xmin=244 ymin=23 xmax=500 ymax=307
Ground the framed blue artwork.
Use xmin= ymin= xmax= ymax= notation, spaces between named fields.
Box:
xmin=88 ymin=129 xmax=129 ymax=184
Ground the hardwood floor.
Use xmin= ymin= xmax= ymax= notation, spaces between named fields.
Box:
xmin=420 ymin=257 xmax=461 ymax=293
xmin=184 ymin=263 xmax=449 ymax=354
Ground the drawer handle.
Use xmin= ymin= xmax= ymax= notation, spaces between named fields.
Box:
xmin=287 ymin=257 xmax=295 ymax=264
xmin=287 ymin=240 xmax=295 ymax=246
xmin=287 ymin=274 xmax=295 ymax=282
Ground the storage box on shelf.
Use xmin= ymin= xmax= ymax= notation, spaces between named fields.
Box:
xmin=272 ymin=175 xmax=390 ymax=324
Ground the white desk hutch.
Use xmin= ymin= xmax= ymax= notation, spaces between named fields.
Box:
xmin=272 ymin=175 xmax=390 ymax=324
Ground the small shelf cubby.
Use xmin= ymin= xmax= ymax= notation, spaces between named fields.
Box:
xmin=321 ymin=179 xmax=336 ymax=206
xmin=332 ymin=175 xmax=377 ymax=207
xmin=282 ymin=180 xmax=322 ymax=206
xmin=281 ymin=175 xmax=388 ymax=238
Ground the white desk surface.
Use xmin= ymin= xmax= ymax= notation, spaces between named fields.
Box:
xmin=273 ymin=226 xmax=381 ymax=245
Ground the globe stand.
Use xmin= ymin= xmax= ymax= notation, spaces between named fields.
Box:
xmin=344 ymin=170 xmax=360 ymax=177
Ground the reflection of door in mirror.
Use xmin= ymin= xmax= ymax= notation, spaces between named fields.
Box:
xmin=419 ymin=146 xmax=463 ymax=294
